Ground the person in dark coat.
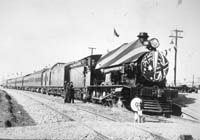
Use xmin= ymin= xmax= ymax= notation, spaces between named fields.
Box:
xmin=64 ymin=81 xmax=69 ymax=103
xmin=69 ymin=82 xmax=75 ymax=103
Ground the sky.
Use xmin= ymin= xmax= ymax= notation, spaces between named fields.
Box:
xmin=0 ymin=0 xmax=200 ymax=86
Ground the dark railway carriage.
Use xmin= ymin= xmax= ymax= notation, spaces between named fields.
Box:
xmin=46 ymin=63 xmax=67 ymax=96
xmin=43 ymin=62 xmax=75 ymax=96
xmin=15 ymin=76 xmax=23 ymax=89
xmin=23 ymin=69 xmax=47 ymax=92
xmin=6 ymin=79 xmax=11 ymax=88
xmin=1 ymin=80 xmax=7 ymax=88
xmin=23 ymin=74 xmax=31 ymax=90
xmin=7 ymin=78 xmax=16 ymax=89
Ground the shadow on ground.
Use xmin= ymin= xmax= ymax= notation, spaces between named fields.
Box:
xmin=0 ymin=89 xmax=36 ymax=127
xmin=173 ymin=94 xmax=196 ymax=107
xmin=172 ymin=93 xmax=197 ymax=116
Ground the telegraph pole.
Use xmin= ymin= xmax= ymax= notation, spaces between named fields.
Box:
xmin=169 ymin=29 xmax=183 ymax=86
xmin=88 ymin=47 xmax=96 ymax=56
xmin=192 ymin=74 xmax=195 ymax=87
xmin=88 ymin=47 xmax=96 ymax=68
xmin=87 ymin=47 xmax=97 ymax=87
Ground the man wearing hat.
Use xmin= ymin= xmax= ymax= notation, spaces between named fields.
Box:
xmin=64 ymin=81 xmax=69 ymax=103
xmin=69 ymin=82 xmax=75 ymax=103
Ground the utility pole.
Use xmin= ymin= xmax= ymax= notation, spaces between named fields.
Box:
xmin=88 ymin=47 xmax=96 ymax=70
xmin=87 ymin=47 xmax=97 ymax=86
xmin=88 ymin=47 xmax=96 ymax=56
xmin=169 ymin=29 xmax=183 ymax=86
xmin=192 ymin=74 xmax=195 ymax=87
xmin=88 ymin=47 xmax=96 ymax=68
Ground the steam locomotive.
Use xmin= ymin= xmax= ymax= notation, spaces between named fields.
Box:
xmin=4 ymin=32 xmax=178 ymax=114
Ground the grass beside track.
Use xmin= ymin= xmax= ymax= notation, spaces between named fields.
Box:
xmin=0 ymin=89 xmax=36 ymax=127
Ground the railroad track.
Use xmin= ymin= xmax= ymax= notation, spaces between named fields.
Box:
xmin=16 ymin=89 xmax=170 ymax=122
xmin=14 ymin=90 xmax=111 ymax=140
xmin=172 ymin=112 xmax=200 ymax=123
xmin=74 ymin=104 xmax=172 ymax=123
xmin=181 ymin=112 xmax=200 ymax=121
xmin=8 ymin=89 xmax=200 ymax=125
xmin=6 ymin=89 xmax=172 ymax=140
xmin=66 ymin=105 xmax=170 ymax=140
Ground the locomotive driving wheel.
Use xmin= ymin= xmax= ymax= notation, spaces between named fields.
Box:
xmin=102 ymin=98 xmax=113 ymax=107
xmin=101 ymin=96 xmax=119 ymax=107
xmin=91 ymin=98 xmax=97 ymax=104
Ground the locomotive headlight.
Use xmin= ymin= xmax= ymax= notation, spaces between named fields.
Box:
xmin=150 ymin=38 xmax=160 ymax=48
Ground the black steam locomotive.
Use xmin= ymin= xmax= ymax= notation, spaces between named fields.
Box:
xmin=87 ymin=32 xmax=178 ymax=114
xmin=5 ymin=32 xmax=178 ymax=114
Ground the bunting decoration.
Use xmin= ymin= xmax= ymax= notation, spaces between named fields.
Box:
xmin=96 ymin=40 xmax=149 ymax=69
xmin=160 ymin=46 xmax=176 ymax=57
xmin=141 ymin=51 xmax=169 ymax=82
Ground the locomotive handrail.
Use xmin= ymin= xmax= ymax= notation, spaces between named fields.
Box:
xmin=91 ymin=92 xmax=116 ymax=101
xmin=87 ymin=85 xmax=131 ymax=89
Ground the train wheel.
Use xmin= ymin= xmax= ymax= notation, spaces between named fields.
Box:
xmin=41 ymin=88 xmax=44 ymax=94
xmin=163 ymin=113 xmax=171 ymax=118
xmin=102 ymin=100 xmax=108 ymax=106
xmin=108 ymin=101 xmax=113 ymax=107
xmin=91 ymin=99 xmax=96 ymax=104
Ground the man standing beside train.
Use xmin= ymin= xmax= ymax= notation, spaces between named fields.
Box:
xmin=64 ymin=81 xmax=70 ymax=103
xmin=69 ymin=82 xmax=75 ymax=103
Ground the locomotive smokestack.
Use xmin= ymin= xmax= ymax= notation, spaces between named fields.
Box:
xmin=137 ymin=32 xmax=149 ymax=45
xmin=137 ymin=32 xmax=149 ymax=39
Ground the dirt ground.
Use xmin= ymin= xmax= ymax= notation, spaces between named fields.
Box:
xmin=0 ymin=89 xmax=35 ymax=127
xmin=173 ymin=92 xmax=200 ymax=120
